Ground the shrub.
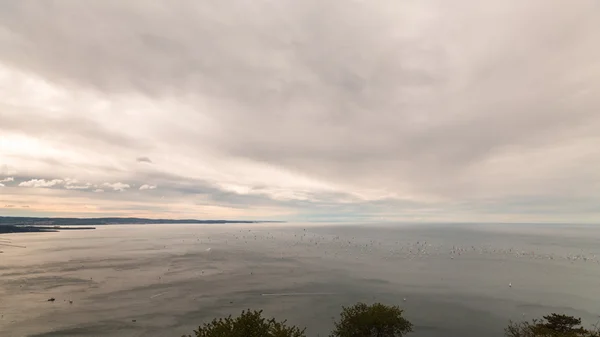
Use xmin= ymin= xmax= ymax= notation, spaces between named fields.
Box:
xmin=182 ymin=309 xmax=306 ymax=337
xmin=505 ymin=313 xmax=600 ymax=337
xmin=329 ymin=302 xmax=413 ymax=337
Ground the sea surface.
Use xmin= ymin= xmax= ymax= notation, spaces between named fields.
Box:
xmin=1 ymin=223 xmax=599 ymax=337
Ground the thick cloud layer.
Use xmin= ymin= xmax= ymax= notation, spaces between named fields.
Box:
xmin=1 ymin=0 xmax=599 ymax=222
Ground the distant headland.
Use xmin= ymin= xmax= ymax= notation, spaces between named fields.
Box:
xmin=0 ymin=216 xmax=285 ymax=234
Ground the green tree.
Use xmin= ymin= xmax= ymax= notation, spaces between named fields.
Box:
xmin=505 ymin=313 xmax=600 ymax=337
xmin=182 ymin=309 xmax=306 ymax=337
xmin=329 ymin=302 xmax=413 ymax=337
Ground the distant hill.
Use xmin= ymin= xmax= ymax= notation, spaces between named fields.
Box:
xmin=0 ymin=216 xmax=284 ymax=226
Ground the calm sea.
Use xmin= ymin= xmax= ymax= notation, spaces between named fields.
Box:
xmin=1 ymin=223 xmax=599 ymax=336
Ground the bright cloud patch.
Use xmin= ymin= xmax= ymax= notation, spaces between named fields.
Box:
xmin=65 ymin=184 xmax=92 ymax=190
xmin=139 ymin=184 xmax=157 ymax=190
xmin=63 ymin=178 xmax=92 ymax=190
xmin=19 ymin=179 xmax=64 ymax=188
xmin=103 ymin=183 xmax=130 ymax=192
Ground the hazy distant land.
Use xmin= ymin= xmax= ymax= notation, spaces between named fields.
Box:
xmin=0 ymin=216 xmax=282 ymax=226
xmin=0 ymin=225 xmax=96 ymax=234
xmin=0 ymin=216 xmax=283 ymax=234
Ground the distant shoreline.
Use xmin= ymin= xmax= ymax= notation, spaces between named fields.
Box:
xmin=0 ymin=216 xmax=285 ymax=228
xmin=0 ymin=224 xmax=96 ymax=234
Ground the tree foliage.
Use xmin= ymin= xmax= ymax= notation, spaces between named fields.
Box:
xmin=329 ymin=302 xmax=413 ymax=337
xmin=182 ymin=309 xmax=306 ymax=337
xmin=181 ymin=303 xmax=600 ymax=337
xmin=505 ymin=313 xmax=600 ymax=337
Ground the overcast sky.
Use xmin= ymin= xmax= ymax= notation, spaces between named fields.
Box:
xmin=1 ymin=0 xmax=599 ymax=222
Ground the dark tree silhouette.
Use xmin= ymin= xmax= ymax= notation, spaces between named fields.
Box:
xmin=182 ymin=309 xmax=306 ymax=337
xmin=505 ymin=313 xmax=600 ymax=337
xmin=329 ymin=302 xmax=413 ymax=337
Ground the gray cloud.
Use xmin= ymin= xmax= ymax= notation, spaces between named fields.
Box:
xmin=0 ymin=106 xmax=145 ymax=151
xmin=0 ymin=0 xmax=599 ymax=221
xmin=0 ymin=165 xmax=17 ymax=176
